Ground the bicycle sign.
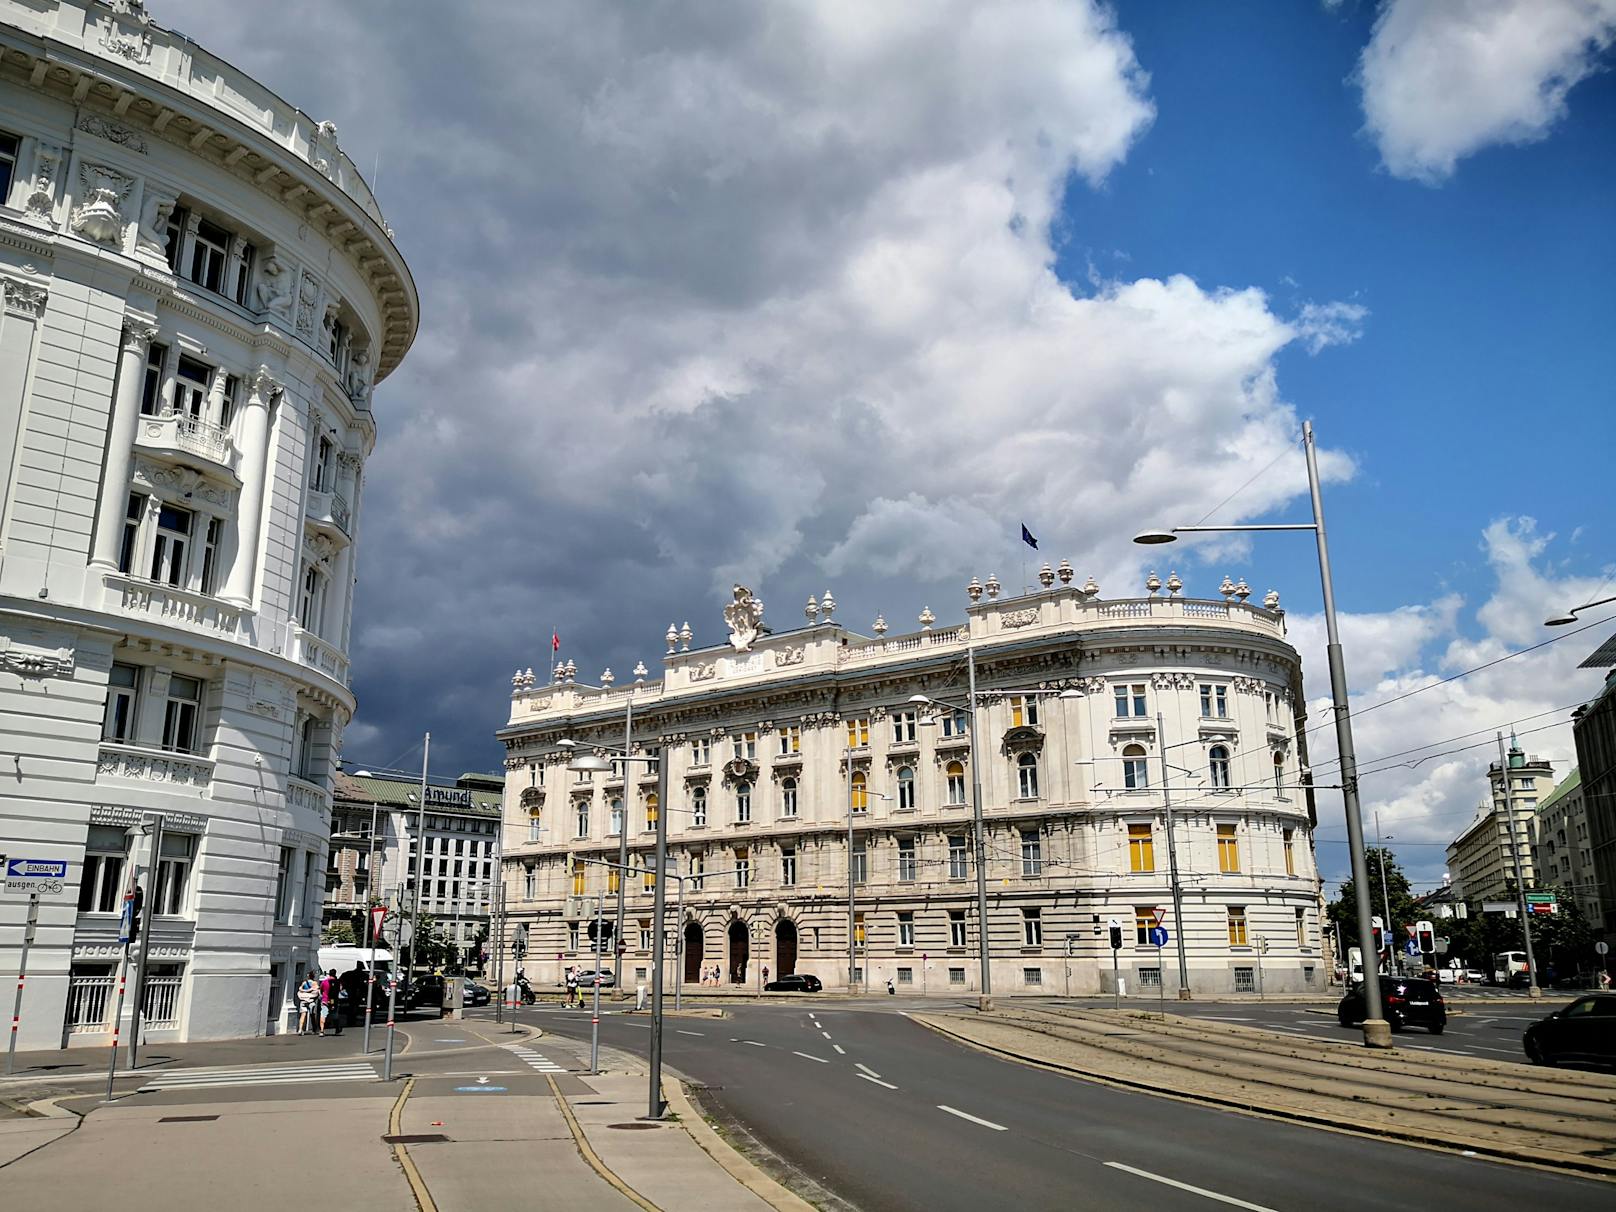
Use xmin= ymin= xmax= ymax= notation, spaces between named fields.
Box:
xmin=4 ymin=856 xmax=68 ymax=896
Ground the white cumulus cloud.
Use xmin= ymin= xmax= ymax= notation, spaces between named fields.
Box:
xmin=1357 ymin=0 xmax=1616 ymax=183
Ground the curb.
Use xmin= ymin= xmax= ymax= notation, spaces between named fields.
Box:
xmin=546 ymin=1074 xmax=660 ymax=1212
xmin=913 ymin=1014 xmax=1615 ymax=1182
xmin=387 ymin=1077 xmax=438 ymax=1212
xmin=664 ymin=1079 xmax=817 ymax=1212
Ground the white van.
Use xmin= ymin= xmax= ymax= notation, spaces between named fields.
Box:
xmin=1492 ymin=951 xmax=1529 ymax=985
xmin=317 ymin=944 xmax=394 ymax=980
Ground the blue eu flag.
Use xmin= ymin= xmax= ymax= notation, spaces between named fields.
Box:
xmin=1021 ymin=524 xmax=1038 ymax=550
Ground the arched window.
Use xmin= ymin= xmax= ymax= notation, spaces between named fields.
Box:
xmin=945 ymin=761 xmax=966 ymax=805
xmin=528 ymin=809 xmax=542 ymax=843
xmin=1273 ymin=752 xmax=1285 ymax=795
xmin=897 ymin=766 xmax=916 ymax=810
xmin=645 ymin=791 xmax=659 ymax=830
xmin=736 ymin=782 xmax=752 ymax=824
xmin=691 ymin=785 xmax=707 ymax=827
xmin=575 ymin=799 xmax=590 ymax=838
xmin=1122 ymin=744 xmax=1148 ymax=790
xmin=1209 ymin=745 xmax=1232 ymax=790
xmin=851 ymin=770 xmax=868 ymax=813
xmin=609 ymin=796 xmax=624 ymax=836
xmin=780 ymin=777 xmax=798 ymax=818
xmin=1017 ymin=752 xmax=1039 ymax=799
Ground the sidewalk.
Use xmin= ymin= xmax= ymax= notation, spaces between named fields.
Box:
xmin=914 ymin=1005 xmax=1616 ymax=1178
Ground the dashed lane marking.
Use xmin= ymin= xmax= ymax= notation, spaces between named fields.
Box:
xmin=855 ymin=1063 xmax=882 ymax=1080
xmin=1103 ymin=1162 xmax=1278 ymax=1211
xmin=677 ymin=1029 xmax=705 ymax=1036
xmin=742 ymin=1040 xmax=767 ymax=1048
xmin=833 ymin=1045 xmax=846 ymax=1055
xmin=793 ymin=1051 xmax=828 ymax=1063
xmin=937 ymin=1105 xmax=1007 ymax=1131
xmin=858 ymin=1074 xmax=897 ymax=1090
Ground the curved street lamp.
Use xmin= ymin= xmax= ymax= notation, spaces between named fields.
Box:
xmin=1544 ymin=594 xmax=1616 ymax=627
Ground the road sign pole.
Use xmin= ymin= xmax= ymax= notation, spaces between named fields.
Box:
xmin=128 ymin=813 xmax=164 ymax=1070
xmin=6 ymin=894 xmax=39 ymax=1075
xmin=1112 ymin=944 xmax=1120 ymax=1012
xmin=104 ymin=933 xmax=132 ymax=1101
xmin=591 ymin=894 xmax=602 ymax=1075
xmin=1157 ymin=941 xmax=1165 ymax=1018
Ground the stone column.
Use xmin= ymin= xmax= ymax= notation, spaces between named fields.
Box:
xmin=88 ymin=319 xmax=158 ymax=571
xmin=220 ymin=365 xmax=279 ymax=607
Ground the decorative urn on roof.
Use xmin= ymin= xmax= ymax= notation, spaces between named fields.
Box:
xmin=984 ymin=573 xmax=1001 ymax=599
xmin=966 ymin=576 xmax=983 ymax=603
xmin=1038 ymin=562 xmax=1055 ymax=589
xmin=919 ymin=606 xmax=935 ymax=631
xmin=1166 ymin=571 xmax=1183 ymax=596
xmin=1057 ymin=559 xmax=1074 ymax=585
xmin=1145 ymin=570 xmax=1161 ymax=596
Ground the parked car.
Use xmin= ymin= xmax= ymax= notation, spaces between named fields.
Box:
xmin=763 ymin=974 xmax=823 ymax=993
xmin=461 ymin=979 xmax=491 ymax=1006
xmin=1523 ymin=993 xmax=1616 ymax=1067
xmin=1463 ymin=968 xmax=1487 ymax=983
xmin=571 ymin=969 xmax=616 ymax=989
xmin=1338 ymin=976 xmax=1446 ymax=1034
xmin=400 ymin=973 xmax=446 ymax=1011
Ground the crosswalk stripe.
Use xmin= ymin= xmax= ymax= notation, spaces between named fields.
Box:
xmin=142 ymin=1065 xmax=376 ymax=1081
xmin=138 ymin=1062 xmax=377 ymax=1091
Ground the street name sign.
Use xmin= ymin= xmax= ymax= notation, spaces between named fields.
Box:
xmin=5 ymin=857 xmax=69 ymax=896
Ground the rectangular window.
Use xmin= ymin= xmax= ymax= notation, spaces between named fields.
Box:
xmin=1020 ymin=829 xmax=1042 ymax=876
xmin=163 ymin=205 xmax=188 ymax=274
xmin=1022 ymin=907 xmax=1043 ymax=948
xmin=153 ymin=833 xmax=194 ymax=916
xmin=1234 ymin=966 xmax=1255 ymax=993
xmin=846 ymin=717 xmax=870 ymax=748
xmin=1135 ymin=907 xmax=1155 ymax=946
xmin=568 ymin=922 xmax=580 ymax=952
xmin=79 ymin=826 xmax=129 ymax=913
xmin=161 ymin=675 xmax=203 ymax=753
xmin=897 ymin=838 xmax=917 ymax=882
xmin=734 ymin=784 xmax=750 ymax=824
xmin=781 ymin=847 xmax=796 ymax=887
xmin=1127 ymin=824 xmax=1154 ymax=873
xmin=940 ymin=709 xmax=968 ymax=738
xmin=691 ymin=737 xmax=711 ymax=766
xmin=896 ymin=967 xmax=913 ymax=986
xmin=690 ymin=787 xmax=707 ymax=827
xmin=897 ymin=911 xmax=914 ymax=948
xmin=190 ymin=218 xmax=230 ymax=293
xmin=1283 ymin=828 xmax=1296 ymax=876
xmin=1199 ymin=683 xmax=1229 ymax=718
xmin=945 ymin=763 xmax=966 ymax=804
xmin=689 ymin=853 xmax=704 ymax=892
xmin=0 ymin=131 xmax=19 ymax=201
xmin=949 ymin=966 xmax=966 ymax=986
xmin=174 ymin=357 xmax=210 ymax=418
xmin=607 ymin=865 xmax=620 ymax=894
xmin=571 ymin=859 xmax=585 ymax=895
xmin=232 ymin=241 xmax=255 ymax=306
xmin=892 ymin=712 xmax=917 ymax=744
xmin=1217 ymin=824 xmax=1240 ymax=873
xmin=118 ymin=493 xmax=145 ymax=574
xmin=735 ymin=848 xmax=750 ymax=889
xmin=646 ymin=792 xmax=660 ymax=830
xmin=853 ymin=912 xmax=865 ymax=951
xmin=313 ymin=434 xmax=333 ymax=492
xmin=150 ymin=502 xmax=192 ymax=587
xmin=219 ymin=374 xmax=240 ymax=430
xmin=1115 ymin=684 xmax=1147 ymax=717
xmin=949 ymin=911 xmax=967 ymax=948
xmin=780 ymin=780 xmax=797 ymax=817
xmin=851 ymin=839 xmax=867 ymax=885
xmin=523 ymin=867 xmax=537 ymax=899
xmin=1295 ymin=907 xmax=1307 ymax=948
xmin=640 ymin=922 xmax=653 ymax=952
xmin=778 ymin=725 xmax=800 ymax=755
xmin=103 ymin=662 xmax=140 ymax=742
xmin=948 ymin=836 xmax=968 ymax=880
xmin=199 ymin=517 xmax=224 ymax=596
xmin=1227 ymin=906 xmax=1249 ymax=947
xmin=275 ymin=846 xmax=293 ymax=922
xmin=141 ymin=342 xmax=168 ymax=415
xmin=1023 ymin=967 xmax=1043 ymax=987
xmin=1010 ymin=696 xmax=1039 ymax=728
xmin=1138 ymin=967 xmax=1162 ymax=988
xmin=642 ymin=855 xmax=655 ymax=892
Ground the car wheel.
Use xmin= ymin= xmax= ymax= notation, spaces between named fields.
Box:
xmin=1428 ymin=1021 xmax=1444 ymax=1036
xmin=1388 ymin=1012 xmax=1404 ymax=1033
xmin=1338 ymin=1011 xmax=1354 ymax=1028
xmin=1525 ymin=1035 xmax=1552 ymax=1066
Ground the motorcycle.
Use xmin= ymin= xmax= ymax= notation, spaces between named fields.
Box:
xmin=514 ymin=973 xmax=537 ymax=1005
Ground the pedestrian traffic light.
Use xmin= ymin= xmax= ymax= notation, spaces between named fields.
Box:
xmin=1370 ymin=916 xmax=1384 ymax=955
xmin=1108 ymin=924 xmax=1123 ymax=950
xmin=513 ymin=922 xmax=528 ymax=960
xmin=1415 ymin=920 xmax=1436 ymax=956
xmin=128 ymin=885 xmax=144 ymax=943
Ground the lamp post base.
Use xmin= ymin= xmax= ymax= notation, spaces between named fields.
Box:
xmin=977 ymin=995 xmax=993 ymax=1012
xmin=1177 ymin=988 xmax=1192 ymax=1001
xmin=1527 ymin=985 xmax=1542 ymax=999
xmin=1360 ymin=1018 xmax=1393 ymax=1049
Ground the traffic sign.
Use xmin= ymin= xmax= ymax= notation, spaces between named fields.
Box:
xmin=1596 ymin=941 xmax=1610 ymax=956
xmin=1151 ymin=907 xmax=1166 ymax=927
xmin=1525 ymin=892 xmax=1557 ymax=904
xmin=1148 ymin=926 xmax=1169 ymax=948
xmin=1404 ymin=939 xmax=1419 ymax=957
xmin=4 ymin=856 xmax=68 ymax=895
xmin=370 ymin=904 xmax=388 ymax=942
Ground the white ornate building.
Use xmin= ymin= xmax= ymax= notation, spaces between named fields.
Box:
xmin=497 ymin=569 xmax=1328 ymax=998
xmin=0 ymin=1 xmax=415 ymax=1045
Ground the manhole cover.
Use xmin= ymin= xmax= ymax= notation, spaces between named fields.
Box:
xmin=607 ymin=1122 xmax=663 ymax=1130
xmin=383 ymin=1134 xmax=450 ymax=1144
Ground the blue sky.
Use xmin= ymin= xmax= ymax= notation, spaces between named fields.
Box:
xmin=162 ymin=1 xmax=1616 ymax=895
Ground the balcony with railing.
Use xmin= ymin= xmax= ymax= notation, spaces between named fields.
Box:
xmin=97 ymin=741 xmax=215 ymax=793
xmin=102 ymin=571 xmax=248 ymax=642
xmin=288 ymin=623 xmax=351 ymax=688
xmin=134 ymin=409 xmax=242 ymax=480
xmin=305 ymin=487 xmax=353 ymax=540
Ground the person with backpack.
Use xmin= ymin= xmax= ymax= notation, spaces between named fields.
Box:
xmin=296 ymin=971 xmax=319 ymax=1035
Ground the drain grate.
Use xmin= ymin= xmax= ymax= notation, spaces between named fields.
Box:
xmin=383 ymin=1134 xmax=450 ymax=1144
xmin=607 ymin=1122 xmax=663 ymax=1130
xmin=159 ymin=1115 xmax=219 ymax=1123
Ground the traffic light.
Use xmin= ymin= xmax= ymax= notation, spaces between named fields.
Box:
xmin=1108 ymin=923 xmax=1123 ymax=950
xmin=512 ymin=922 xmax=528 ymax=960
xmin=1370 ymin=916 xmax=1384 ymax=956
xmin=586 ymin=919 xmax=614 ymax=943
xmin=1415 ymin=920 xmax=1436 ymax=956
xmin=128 ymin=885 xmax=144 ymax=943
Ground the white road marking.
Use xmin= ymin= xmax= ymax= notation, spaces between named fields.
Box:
xmin=1200 ymin=1016 xmax=1253 ymax=1022
xmin=677 ymin=1029 xmax=705 ymax=1037
xmin=1104 ymin=1162 xmax=1278 ymax=1211
xmin=855 ymin=1063 xmax=882 ymax=1079
xmin=743 ymin=1040 xmax=767 ymax=1048
xmin=793 ymin=1051 xmax=829 ymax=1063
xmin=833 ymin=1045 xmax=846 ymax=1055
xmin=937 ymin=1105 xmax=1007 ymax=1132
xmin=137 ymin=1062 xmax=378 ymax=1092
xmin=858 ymin=1073 xmax=897 ymax=1090
xmin=821 ymin=1030 xmax=833 ymax=1040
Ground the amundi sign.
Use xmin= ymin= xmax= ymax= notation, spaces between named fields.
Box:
xmin=424 ymin=786 xmax=474 ymax=808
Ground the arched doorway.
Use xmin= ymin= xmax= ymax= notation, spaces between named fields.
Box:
xmin=774 ymin=919 xmax=798 ymax=977
xmin=683 ymin=920 xmax=704 ymax=984
xmin=728 ymin=919 xmax=749 ymax=984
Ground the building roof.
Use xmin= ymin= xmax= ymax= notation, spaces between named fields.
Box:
xmin=1536 ymin=768 xmax=1582 ymax=813
xmin=332 ymin=769 xmax=503 ymax=815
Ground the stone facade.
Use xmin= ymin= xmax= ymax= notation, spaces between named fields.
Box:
xmin=1446 ymin=741 xmax=1551 ymax=906
xmin=1532 ymin=769 xmax=1599 ymax=927
xmin=497 ymin=574 xmax=1328 ymax=998
xmin=0 ymin=1 xmax=415 ymax=1046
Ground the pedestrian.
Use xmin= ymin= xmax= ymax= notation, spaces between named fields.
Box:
xmin=762 ymin=964 xmax=769 ymax=986
xmin=324 ymin=969 xmax=345 ymax=1035
xmin=565 ymin=966 xmax=578 ymax=1008
xmin=886 ymin=978 xmax=895 ymax=996
xmin=296 ymin=971 xmax=318 ymax=1034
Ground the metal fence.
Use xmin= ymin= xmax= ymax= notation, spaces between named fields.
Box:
xmin=142 ymin=975 xmax=183 ymax=1028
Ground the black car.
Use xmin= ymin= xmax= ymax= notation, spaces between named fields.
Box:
xmin=461 ymin=979 xmax=491 ymax=1007
xmin=763 ymin=974 xmax=823 ymax=993
xmin=400 ymin=973 xmax=446 ymax=1010
xmin=1338 ymin=976 xmax=1446 ymax=1034
xmin=1523 ymin=993 xmax=1616 ymax=1067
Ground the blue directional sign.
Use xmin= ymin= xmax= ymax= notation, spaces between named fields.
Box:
xmin=1405 ymin=939 xmax=1420 ymax=957
xmin=6 ymin=858 xmax=67 ymax=879
xmin=1148 ymin=926 xmax=1170 ymax=947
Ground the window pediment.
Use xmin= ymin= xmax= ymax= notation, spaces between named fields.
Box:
xmin=1000 ymin=725 xmax=1044 ymax=756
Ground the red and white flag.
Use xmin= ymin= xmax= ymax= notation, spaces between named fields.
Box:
xmin=551 ymin=631 xmax=561 ymax=653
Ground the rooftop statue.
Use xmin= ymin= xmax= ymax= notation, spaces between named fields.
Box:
xmin=724 ymin=585 xmax=764 ymax=652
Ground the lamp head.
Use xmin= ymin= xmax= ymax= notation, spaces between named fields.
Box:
xmin=908 ymin=694 xmax=931 ymax=704
xmin=1133 ymin=529 xmax=1178 ymax=546
xmin=567 ymin=753 xmax=613 ymax=773
xmin=556 ymin=738 xmax=576 ymax=749
xmin=1057 ymin=689 xmax=1082 ymax=699
xmin=1543 ymin=614 xmax=1576 ymax=627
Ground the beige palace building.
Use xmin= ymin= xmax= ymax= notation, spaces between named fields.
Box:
xmin=496 ymin=569 xmax=1326 ymax=998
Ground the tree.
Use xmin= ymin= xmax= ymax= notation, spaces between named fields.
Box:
xmin=1327 ymin=847 xmax=1419 ymax=958
xmin=1441 ymin=887 xmax=1596 ymax=981
xmin=322 ymin=919 xmax=355 ymax=945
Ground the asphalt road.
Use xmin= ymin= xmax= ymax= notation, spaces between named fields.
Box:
xmin=509 ymin=1002 xmax=1611 ymax=1212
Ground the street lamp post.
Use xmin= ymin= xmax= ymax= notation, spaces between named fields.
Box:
xmin=409 ymin=732 xmax=430 ymax=977
xmin=616 ymin=696 xmax=633 ymax=991
xmin=1374 ymin=814 xmax=1396 ymax=975
xmin=1496 ymin=732 xmax=1542 ymax=999
xmin=1543 ymin=595 xmax=1616 ymax=627
xmin=1154 ymin=713 xmax=1192 ymax=1001
xmin=1135 ymin=419 xmax=1391 ymax=1048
